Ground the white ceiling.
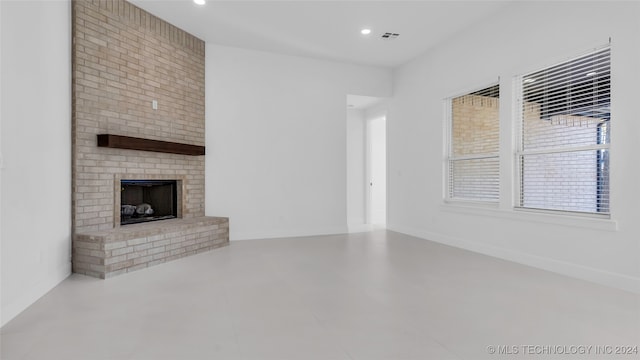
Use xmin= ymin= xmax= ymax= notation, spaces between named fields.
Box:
xmin=128 ymin=0 xmax=514 ymax=68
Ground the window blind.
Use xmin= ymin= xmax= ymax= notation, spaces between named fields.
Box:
xmin=447 ymin=85 xmax=500 ymax=201
xmin=518 ymin=47 xmax=610 ymax=214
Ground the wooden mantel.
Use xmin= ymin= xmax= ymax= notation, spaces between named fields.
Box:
xmin=97 ymin=134 xmax=205 ymax=156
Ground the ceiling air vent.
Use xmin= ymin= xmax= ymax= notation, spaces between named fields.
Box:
xmin=381 ymin=32 xmax=400 ymax=40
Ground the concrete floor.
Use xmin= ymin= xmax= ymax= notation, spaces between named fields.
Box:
xmin=1 ymin=230 xmax=638 ymax=359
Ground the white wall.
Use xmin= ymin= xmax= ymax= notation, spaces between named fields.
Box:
xmin=346 ymin=109 xmax=366 ymax=229
xmin=1 ymin=0 xmax=72 ymax=326
xmin=205 ymin=44 xmax=392 ymax=240
xmin=388 ymin=1 xmax=640 ymax=292
xmin=0 ymin=0 xmax=4 ymax=328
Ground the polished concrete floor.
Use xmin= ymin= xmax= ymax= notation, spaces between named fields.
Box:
xmin=1 ymin=230 xmax=638 ymax=360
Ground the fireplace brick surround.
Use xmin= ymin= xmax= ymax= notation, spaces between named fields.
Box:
xmin=74 ymin=217 xmax=228 ymax=279
xmin=72 ymin=0 xmax=228 ymax=278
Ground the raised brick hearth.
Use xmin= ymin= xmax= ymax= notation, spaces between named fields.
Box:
xmin=74 ymin=217 xmax=228 ymax=278
xmin=71 ymin=0 xmax=227 ymax=278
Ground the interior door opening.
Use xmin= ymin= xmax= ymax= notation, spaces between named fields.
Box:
xmin=367 ymin=116 xmax=386 ymax=226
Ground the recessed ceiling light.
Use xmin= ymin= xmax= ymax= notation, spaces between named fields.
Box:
xmin=360 ymin=29 xmax=371 ymax=35
xmin=193 ymin=0 xmax=206 ymax=5
xmin=524 ymin=78 xmax=536 ymax=83
xmin=586 ymin=71 xmax=597 ymax=77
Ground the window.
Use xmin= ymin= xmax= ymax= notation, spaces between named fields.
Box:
xmin=517 ymin=47 xmax=611 ymax=215
xmin=446 ymin=84 xmax=500 ymax=202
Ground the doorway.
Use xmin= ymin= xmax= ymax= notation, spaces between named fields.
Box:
xmin=367 ymin=116 xmax=386 ymax=226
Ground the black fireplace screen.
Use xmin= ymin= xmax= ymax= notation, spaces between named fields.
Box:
xmin=120 ymin=180 xmax=177 ymax=225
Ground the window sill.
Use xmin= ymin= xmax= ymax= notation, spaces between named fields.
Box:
xmin=440 ymin=202 xmax=618 ymax=232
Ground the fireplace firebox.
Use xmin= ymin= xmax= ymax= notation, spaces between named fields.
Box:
xmin=120 ymin=180 xmax=177 ymax=225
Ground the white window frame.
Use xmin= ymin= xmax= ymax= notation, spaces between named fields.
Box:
xmin=514 ymin=46 xmax=611 ymax=218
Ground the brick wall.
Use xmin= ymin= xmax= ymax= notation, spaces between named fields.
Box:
xmin=521 ymin=103 xmax=602 ymax=212
xmin=450 ymin=93 xmax=605 ymax=211
xmin=72 ymin=0 xmax=205 ymax=232
xmin=451 ymin=95 xmax=499 ymax=156
xmin=450 ymin=94 xmax=500 ymax=200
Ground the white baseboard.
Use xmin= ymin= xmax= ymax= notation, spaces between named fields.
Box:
xmin=1 ymin=262 xmax=71 ymax=327
xmin=387 ymin=224 xmax=640 ymax=294
xmin=230 ymin=226 xmax=348 ymax=241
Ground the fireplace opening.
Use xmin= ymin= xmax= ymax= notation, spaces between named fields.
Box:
xmin=120 ymin=180 xmax=178 ymax=225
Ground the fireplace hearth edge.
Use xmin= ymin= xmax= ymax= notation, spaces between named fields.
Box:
xmin=73 ymin=216 xmax=229 ymax=279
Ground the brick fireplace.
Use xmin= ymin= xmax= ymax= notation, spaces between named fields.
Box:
xmin=71 ymin=0 xmax=228 ymax=278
